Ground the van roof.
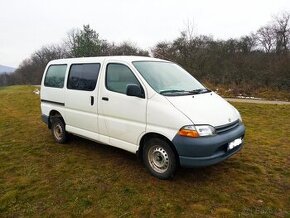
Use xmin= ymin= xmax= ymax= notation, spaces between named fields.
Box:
xmin=48 ymin=56 xmax=169 ymax=65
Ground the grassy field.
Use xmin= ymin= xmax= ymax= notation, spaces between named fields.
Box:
xmin=0 ymin=86 xmax=289 ymax=217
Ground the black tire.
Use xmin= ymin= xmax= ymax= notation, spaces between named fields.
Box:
xmin=51 ymin=117 xmax=68 ymax=144
xmin=143 ymin=138 xmax=177 ymax=179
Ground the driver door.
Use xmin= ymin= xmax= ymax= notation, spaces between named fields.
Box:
xmin=98 ymin=62 xmax=147 ymax=152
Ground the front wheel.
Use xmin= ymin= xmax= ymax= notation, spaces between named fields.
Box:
xmin=143 ymin=138 xmax=177 ymax=179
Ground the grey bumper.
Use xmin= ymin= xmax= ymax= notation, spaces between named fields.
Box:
xmin=172 ymin=123 xmax=245 ymax=167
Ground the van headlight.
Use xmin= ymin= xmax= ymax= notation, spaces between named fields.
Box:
xmin=178 ymin=125 xmax=216 ymax=138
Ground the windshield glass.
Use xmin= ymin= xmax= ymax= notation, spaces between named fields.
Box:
xmin=132 ymin=61 xmax=206 ymax=95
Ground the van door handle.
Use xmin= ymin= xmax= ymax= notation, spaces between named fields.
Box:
xmin=90 ymin=96 xmax=94 ymax=105
xmin=102 ymin=97 xmax=109 ymax=101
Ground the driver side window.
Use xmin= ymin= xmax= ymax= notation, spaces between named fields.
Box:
xmin=106 ymin=63 xmax=141 ymax=94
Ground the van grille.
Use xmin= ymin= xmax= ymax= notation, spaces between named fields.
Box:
xmin=215 ymin=119 xmax=240 ymax=134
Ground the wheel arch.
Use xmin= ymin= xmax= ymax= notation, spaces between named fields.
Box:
xmin=48 ymin=110 xmax=65 ymax=129
xmin=137 ymin=132 xmax=180 ymax=165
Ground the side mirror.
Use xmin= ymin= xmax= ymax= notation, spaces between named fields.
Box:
xmin=126 ymin=84 xmax=144 ymax=98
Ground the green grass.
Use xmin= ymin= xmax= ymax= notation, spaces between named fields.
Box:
xmin=0 ymin=86 xmax=289 ymax=217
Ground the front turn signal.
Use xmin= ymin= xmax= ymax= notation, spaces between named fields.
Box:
xmin=178 ymin=126 xmax=200 ymax=138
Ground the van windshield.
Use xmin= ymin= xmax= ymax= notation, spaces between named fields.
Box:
xmin=132 ymin=61 xmax=208 ymax=96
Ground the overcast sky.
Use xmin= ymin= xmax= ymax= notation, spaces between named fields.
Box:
xmin=1 ymin=0 xmax=289 ymax=67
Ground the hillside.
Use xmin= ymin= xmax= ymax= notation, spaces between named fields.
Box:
xmin=0 ymin=65 xmax=15 ymax=74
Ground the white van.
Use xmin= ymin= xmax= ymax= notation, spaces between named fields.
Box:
xmin=40 ymin=56 xmax=245 ymax=179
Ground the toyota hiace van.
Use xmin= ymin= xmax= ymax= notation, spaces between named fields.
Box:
xmin=40 ymin=56 xmax=245 ymax=179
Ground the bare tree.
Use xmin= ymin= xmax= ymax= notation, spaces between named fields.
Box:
xmin=64 ymin=28 xmax=80 ymax=57
xmin=256 ymin=25 xmax=275 ymax=53
xmin=273 ymin=12 xmax=290 ymax=54
xmin=184 ymin=19 xmax=196 ymax=42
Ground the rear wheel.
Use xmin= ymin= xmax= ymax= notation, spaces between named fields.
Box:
xmin=143 ymin=138 xmax=177 ymax=179
xmin=51 ymin=117 xmax=68 ymax=144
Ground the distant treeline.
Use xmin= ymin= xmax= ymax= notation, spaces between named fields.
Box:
xmin=1 ymin=12 xmax=289 ymax=94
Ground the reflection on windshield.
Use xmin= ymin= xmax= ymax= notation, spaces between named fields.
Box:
xmin=133 ymin=61 xmax=206 ymax=96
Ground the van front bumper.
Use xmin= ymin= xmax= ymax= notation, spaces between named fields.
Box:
xmin=172 ymin=123 xmax=245 ymax=167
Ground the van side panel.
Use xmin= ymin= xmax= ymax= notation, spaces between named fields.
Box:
xmin=41 ymin=87 xmax=66 ymax=107
xmin=41 ymin=103 xmax=66 ymax=123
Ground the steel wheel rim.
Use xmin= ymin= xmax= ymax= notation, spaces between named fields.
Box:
xmin=148 ymin=145 xmax=169 ymax=173
xmin=54 ymin=124 xmax=63 ymax=140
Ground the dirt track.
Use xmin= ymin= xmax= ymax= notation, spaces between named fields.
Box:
xmin=225 ymin=98 xmax=290 ymax=105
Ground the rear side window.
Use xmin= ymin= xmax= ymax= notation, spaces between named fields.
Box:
xmin=44 ymin=65 xmax=67 ymax=88
xmin=67 ymin=63 xmax=100 ymax=91
xmin=106 ymin=63 xmax=140 ymax=94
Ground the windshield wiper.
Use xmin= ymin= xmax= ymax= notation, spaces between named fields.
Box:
xmin=188 ymin=88 xmax=211 ymax=94
xmin=159 ymin=89 xmax=189 ymax=94
xmin=160 ymin=88 xmax=211 ymax=95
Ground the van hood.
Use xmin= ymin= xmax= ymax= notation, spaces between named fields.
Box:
xmin=165 ymin=92 xmax=239 ymax=127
